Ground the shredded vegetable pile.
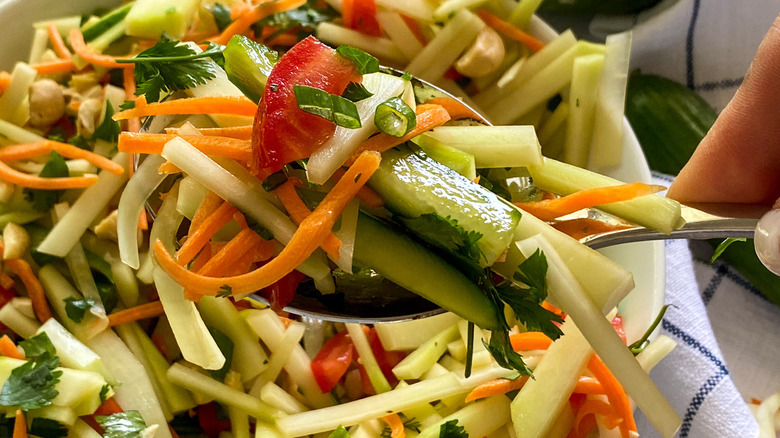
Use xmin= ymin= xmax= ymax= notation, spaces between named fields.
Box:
xmin=0 ymin=0 xmax=699 ymax=437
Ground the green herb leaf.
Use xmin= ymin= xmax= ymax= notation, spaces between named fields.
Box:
xmin=121 ymin=36 xmax=225 ymax=102
xmin=401 ymin=214 xmax=484 ymax=263
xmin=96 ymin=411 xmax=148 ymax=438
xmin=19 ymin=332 xmax=56 ymax=359
xmin=206 ymin=327 xmax=234 ymax=381
xmin=483 ymin=328 xmax=533 ymax=377
xmin=439 ymin=419 xmax=468 ymax=438
xmin=400 ymin=71 xmax=413 ymax=81
xmin=255 ymin=0 xmax=338 ymax=41
xmin=96 ymin=282 xmax=119 ymax=314
xmin=212 ymin=3 xmax=233 ymax=31
xmin=119 ymin=100 xmax=136 ymax=111
xmin=328 ymin=425 xmax=352 ymax=438
xmin=24 ymin=151 xmax=69 ymax=212
xmin=0 ymin=352 xmax=62 ymax=410
xmin=628 ymin=304 xmax=672 ymax=355
xmin=710 ymin=237 xmax=746 ymax=264
xmin=336 ymin=46 xmax=379 ymax=75
xmin=64 ymin=297 xmax=97 ymax=323
xmin=217 ymin=284 xmax=233 ymax=298
xmin=293 ymin=85 xmax=362 ymax=129
xmin=374 ymin=96 xmax=416 ymax=137
xmin=342 ymin=82 xmax=373 ymax=102
xmin=68 ymin=134 xmax=90 ymax=150
xmin=100 ymin=384 xmax=111 ymax=404
xmin=92 ymin=100 xmax=121 ymax=143
xmin=29 ymin=417 xmax=68 ymax=438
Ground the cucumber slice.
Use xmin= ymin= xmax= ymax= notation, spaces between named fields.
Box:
xmin=125 ymin=0 xmax=200 ymax=39
xmin=81 ymin=3 xmax=133 ymax=42
xmin=353 ymin=213 xmax=499 ymax=331
xmin=367 ymin=146 xmax=521 ymax=268
xmin=223 ymin=36 xmax=278 ymax=103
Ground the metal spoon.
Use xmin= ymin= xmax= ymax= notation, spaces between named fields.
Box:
xmin=141 ymin=71 xmax=765 ymax=323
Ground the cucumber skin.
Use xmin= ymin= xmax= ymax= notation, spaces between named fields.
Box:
xmin=81 ymin=3 xmax=133 ymax=42
xmin=368 ymin=147 xmax=521 ymax=268
xmin=223 ymin=36 xmax=278 ymax=104
xmin=625 ymin=73 xmax=717 ymax=175
xmin=353 ymin=213 xmax=500 ymax=331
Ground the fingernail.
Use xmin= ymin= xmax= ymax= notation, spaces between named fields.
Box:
xmin=755 ymin=208 xmax=780 ymax=275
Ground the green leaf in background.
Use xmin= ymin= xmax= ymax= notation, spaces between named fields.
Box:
xmin=710 ymin=238 xmax=746 ymax=264
xmin=539 ymin=0 xmax=662 ymax=15
xmin=24 ymin=151 xmax=69 ymax=212
xmin=96 ymin=411 xmax=148 ymax=438
xmin=709 ymin=239 xmax=780 ymax=307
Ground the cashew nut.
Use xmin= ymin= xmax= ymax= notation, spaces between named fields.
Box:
xmin=28 ymin=79 xmax=65 ymax=127
xmin=454 ymin=27 xmax=505 ymax=78
xmin=3 ymin=222 xmax=30 ymax=260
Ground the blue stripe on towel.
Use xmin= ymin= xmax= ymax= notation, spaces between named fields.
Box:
xmin=662 ymin=319 xmax=728 ymax=373
xmin=679 ymin=368 xmax=730 ymax=437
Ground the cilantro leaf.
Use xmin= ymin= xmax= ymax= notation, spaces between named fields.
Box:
xmin=336 ymin=46 xmax=379 ymax=75
xmin=255 ymin=0 xmax=338 ymax=41
xmin=512 ymin=249 xmax=547 ymax=298
xmin=96 ymin=411 xmax=148 ymax=438
xmin=328 ymin=426 xmax=351 ymax=438
xmin=206 ymin=327 xmax=233 ymax=381
xmin=342 ymin=82 xmax=373 ymax=102
xmin=217 ymin=284 xmax=233 ymax=298
xmin=100 ymin=384 xmax=111 ymax=404
xmin=64 ymin=297 xmax=97 ymax=323
xmin=19 ymin=332 xmax=56 ymax=359
xmin=92 ymin=100 xmax=121 ymax=143
xmin=483 ymin=328 xmax=533 ymax=377
xmin=24 ymin=151 xmax=69 ymax=212
xmin=0 ymin=352 xmax=62 ymax=410
xmin=439 ymin=419 xmax=468 ymax=438
xmin=120 ymin=36 xmax=225 ymax=103
xmin=29 ymin=417 xmax=68 ymax=438
xmin=401 ymin=214 xmax=484 ymax=263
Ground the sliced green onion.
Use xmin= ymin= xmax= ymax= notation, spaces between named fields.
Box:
xmin=374 ymin=97 xmax=416 ymax=137
xmin=342 ymin=82 xmax=373 ymax=102
xmin=294 ymin=85 xmax=362 ymax=129
xmin=336 ymin=46 xmax=379 ymax=75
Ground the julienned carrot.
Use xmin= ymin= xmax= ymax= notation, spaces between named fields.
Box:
xmin=118 ymin=132 xmax=253 ymax=162
xmin=273 ymin=180 xmax=342 ymax=260
xmin=0 ymin=160 xmax=98 ymax=189
xmin=158 ymin=161 xmax=181 ymax=175
xmin=166 ymin=125 xmax=253 ymax=140
xmin=32 ymin=59 xmax=77 ymax=75
xmin=0 ymin=335 xmax=23 ymax=360
xmin=423 ymin=97 xmax=487 ymax=124
xmin=107 ymin=301 xmax=165 ymax=326
xmin=331 ymin=168 xmax=384 ymax=208
xmin=0 ymin=272 xmax=14 ymax=290
xmin=509 ymin=331 xmax=553 ymax=352
xmin=345 ymin=104 xmax=450 ymax=165
xmin=113 ymin=96 xmax=257 ymax=121
xmin=475 ymin=9 xmax=545 ymax=52
xmin=191 ymin=192 xmax=224 ymax=233
xmin=573 ymin=376 xmax=605 ymax=395
xmin=515 ymin=182 xmax=665 ymax=221
xmin=587 ymin=355 xmax=636 ymax=437
xmin=2 ymin=254 xmax=51 ymax=323
xmin=572 ymin=398 xmax=623 ymax=437
xmin=465 ymin=376 xmax=529 ymax=403
xmin=69 ymin=28 xmax=130 ymax=69
xmin=177 ymin=201 xmax=238 ymax=266
xmin=401 ymin=15 xmax=427 ymax=46
xmin=154 ymin=151 xmax=381 ymax=297
xmin=550 ymin=218 xmax=632 ymax=241
xmin=0 ymin=140 xmax=124 ymax=175
xmin=380 ymin=413 xmax=406 ymax=438
xmin=123 ymin=66 xmax=141 ymax=134
xmin=13 ymin=409 xmax=26 ymax=438
xmin=0 ymin=71 xmax=11 ymax=95
xmin=212 ymin=0 xmax=306 ymax=46
xmin=47 ymin=21 xmax=72 ymax=59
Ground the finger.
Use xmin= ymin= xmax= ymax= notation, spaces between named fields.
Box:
xmin=667 ymin=13 xmax=780 ymax=205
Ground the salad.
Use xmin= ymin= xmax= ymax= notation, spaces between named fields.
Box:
xmin=0 ymin=0 xmax=687 ymax=437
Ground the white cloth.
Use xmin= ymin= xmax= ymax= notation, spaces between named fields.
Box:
xmin=585 ymin=1 xmax=780 ymax=436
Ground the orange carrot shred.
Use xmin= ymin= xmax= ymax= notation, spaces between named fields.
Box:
xmin=113 ymin=96 xmax=257 ymax=120
xmin=550 ymin=218 xmax=633 ymax=241
xmin=32 ymin=59 xmax=78 ymax=75
xmin=380 ymin=413 xmax=406 ymax=438
xmin=177 ymin=201 xmax=238 ymax=266
xmin=13 ymin=409 xmax=27 ymax=438
xmin=475 ymin=9 xmax=545 ymax=52
xmin=69 ymin=28 xmax=130 ymax=69
xmin=123 ymin=66 xmax=142 ymax=134
xmin=0 ymin=335 xmax=23 ymax=360
xmin=191 ymin=192 xmax=224 ymax=233
xmin=587 ymin=355 xmax=637 ymax=437
xmin=423 ymin=97 xmax=487 ymax=124
xmin=118 ymin=132 xmax=253 ymax=162
xmin=108 ymin=301 xmax=165 ymax=326
xmin=515 ymin=182 xmax=665 ymax=221
xmin=158 ymin=161 xmax=182 ymax=175
xmin=273 ymin=180 xmax=342 ymax=260
xmin=47 ymin=22 xmax=72 ymax=59
xmin=167 ymin=125 xmax=253 ymax=140
xmin=401 ymin=15 xmax=427 ymax=46
xmin=345 ymin=104 xmax=450 ymax=165
xmin=212 ymin=0 xmax=306 ymax=46
xmin=0 ymin=140 xmax=124 ymax=175
xmin=154 ymin=151 xmax=381 ymax=297
xmin=331 ymin=168 xmax=384 ymax=208
xmin=509 ymin=331 xmax=553 ymax=352
xmin=2 ymin=253 xmax=51 ymax=323
xmin=0 ymin=272 xmax=15 ymax=290
xmin=465 ymin=376 xmax=529 ymax=403
xmin=573 ymin=398 xmax=623 ymax=436
xmin=573 ymin=376 xmax=605 ymax=395
xmin=0 ymin=71 xmax=11 ymax=95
